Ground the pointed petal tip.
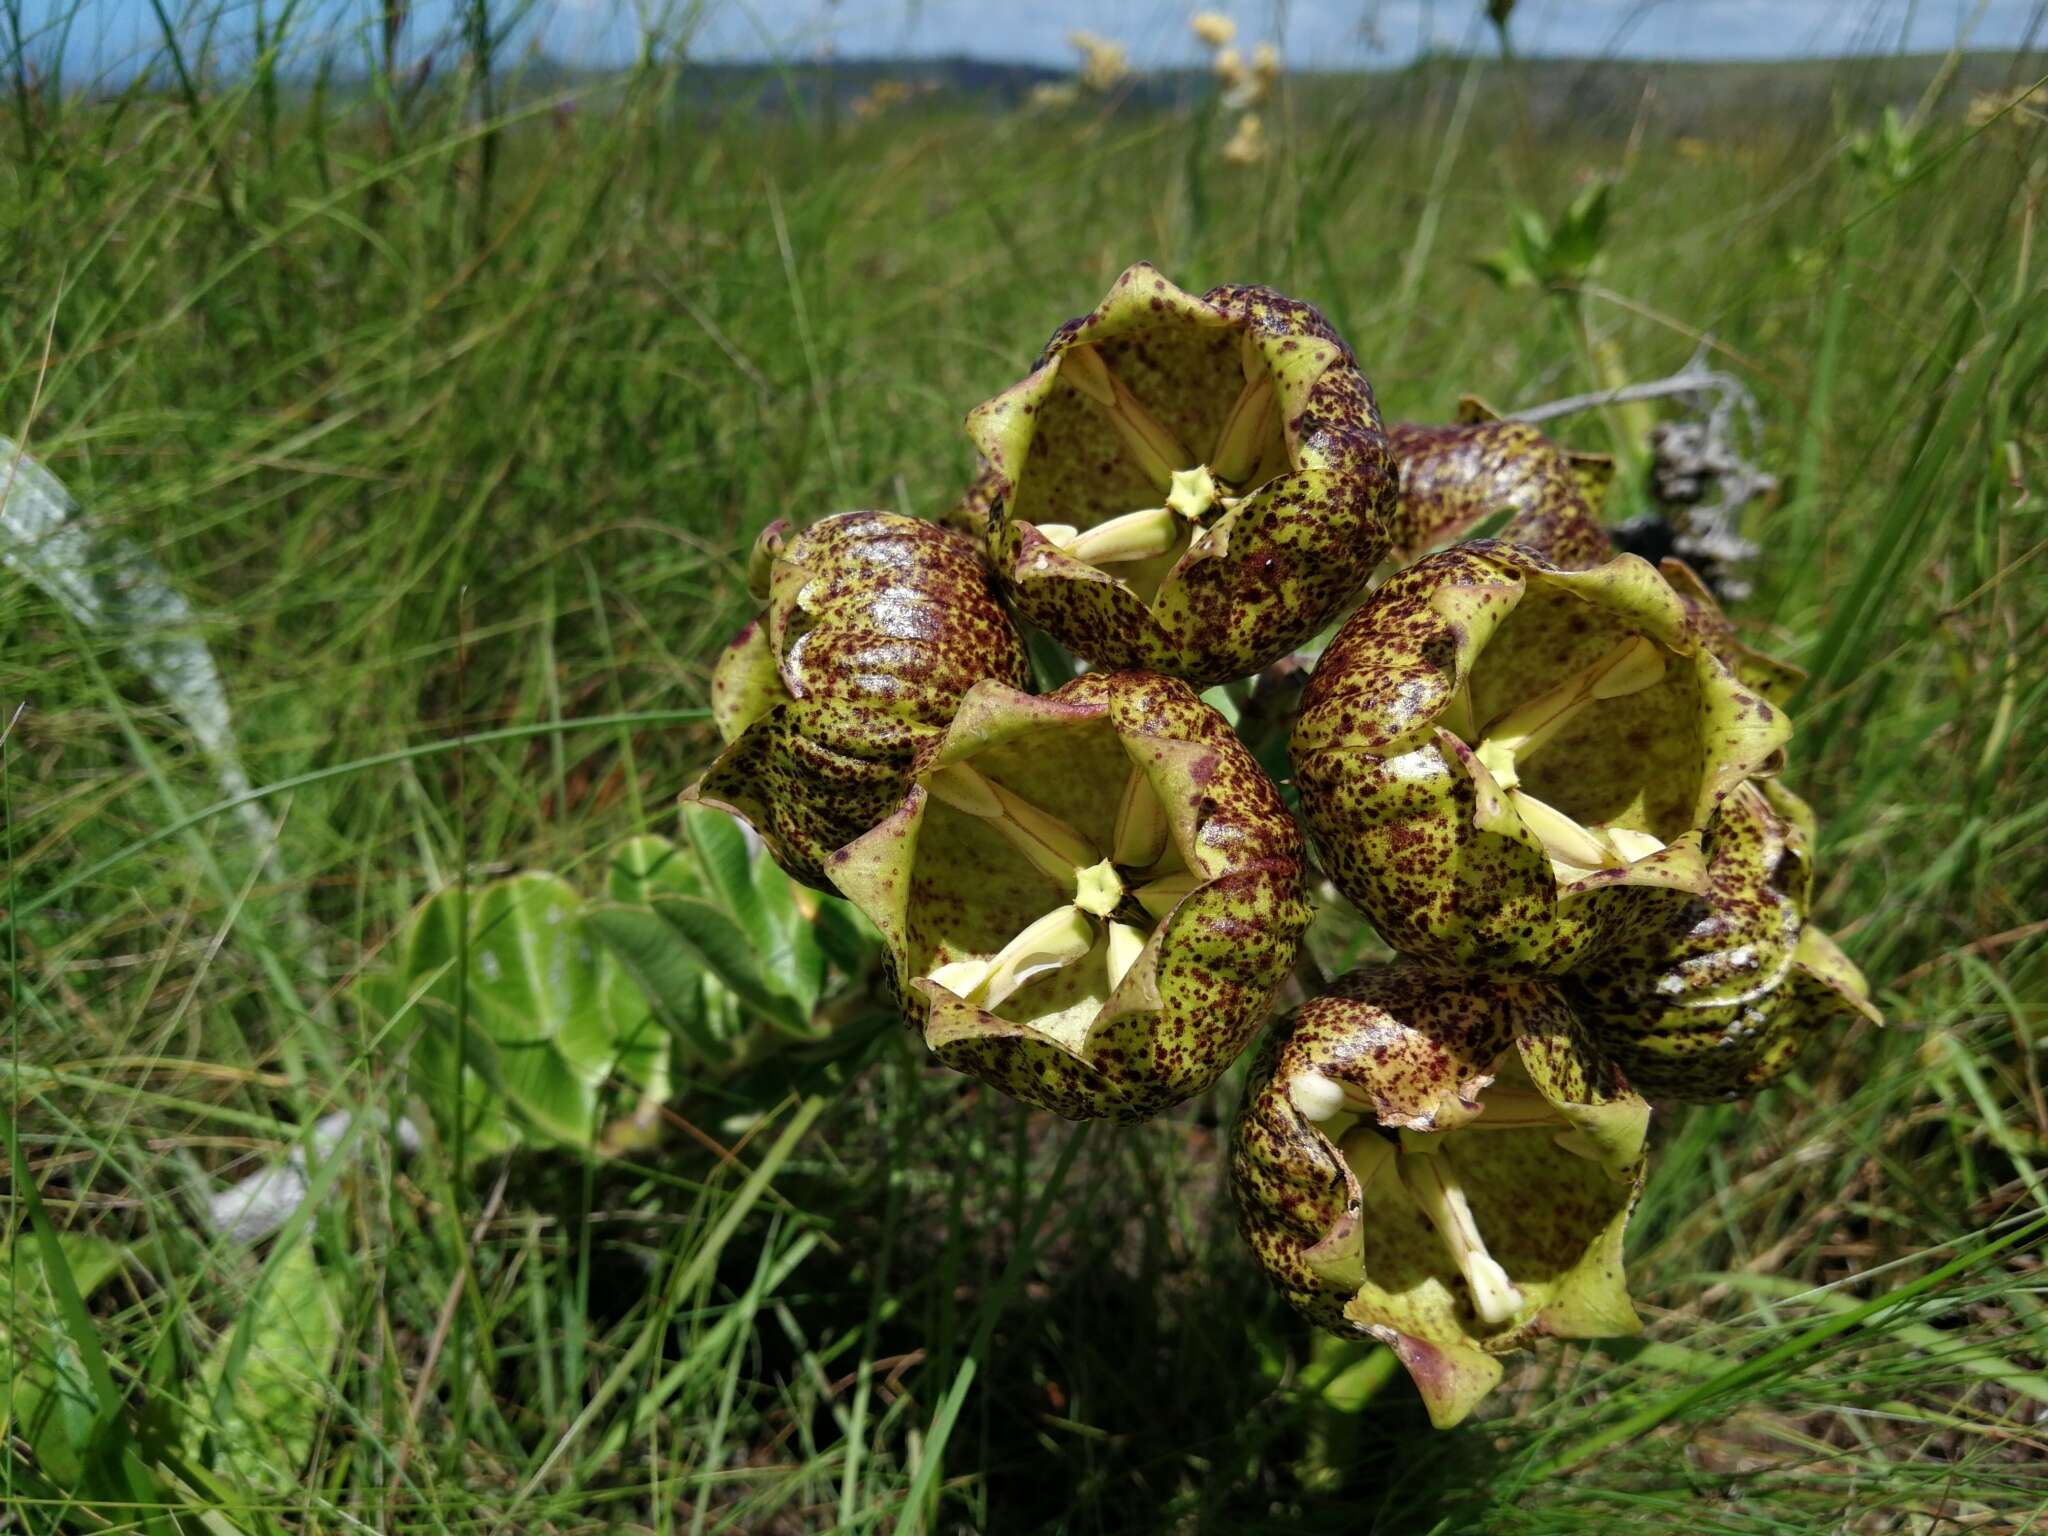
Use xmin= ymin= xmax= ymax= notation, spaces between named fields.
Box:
xmin=1369 ymin=1326 xmax=1505 ymax=1429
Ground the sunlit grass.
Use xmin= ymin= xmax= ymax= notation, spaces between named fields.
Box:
xmin=3 ymin=16 xmax=2045 ymax=1534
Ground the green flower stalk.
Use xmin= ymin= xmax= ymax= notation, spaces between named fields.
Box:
xmin=826 ymin=670 xmax=1313 ymax=1121
xmin=688 ymin=511 xmax=1030 ymax=889
xmin=965 ymin=263 xmax=1395 ymax=685
xmin=1386 ymin=398 xmax=1616 ymax=570
xmin=1231 ymin=962 xmax=1648 ymax=1428
xmin=1291 ymin=540 xmax=1792 ymax=974
xmin=1567 ymin=779 xmax=1882 ymax=1100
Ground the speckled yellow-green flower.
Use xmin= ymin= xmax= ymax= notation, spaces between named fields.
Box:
xmin=687 ymin=511 xmax=1030 ymax=890
xmin=1387 ymin=397 xmax=1615 ymax=570
xmin=1566 ymin=779 xmax=1882 ymax=1100
xmin=940 ymin=459 xmax=1004 ymax=542
xmin=1291 ymin=540 xmax=1792 ymax=974
xmin=826 ymin=670 xmax=1313 ymax=1121
xmin=964 ymin=262 xmax=1395 ymax=685
xmin=1656 ymin=556 xmax=1805 ymax=707
xmin=1230 ymin=962 xmax=1648 ymax=1428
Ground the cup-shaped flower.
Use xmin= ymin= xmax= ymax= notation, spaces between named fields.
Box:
xmin=1291 ymin=540 xmax=1792 ymax=974
xmin=1387 ymin=398 xmax=1615 ymax=570
xmin=941 ymin=459 xmax=1004 ymax=542
xmin=1231 ymin=962 xmax=1649 ymax=1428
xmin=826 ymin=670 xmax=1313 ymax=1121
xmin=965 ymin=263 xmax=1395 ymax=685
xmin=688 ymin=511 xmax=1031 ymax=890
xmin=1566 ymin=779 xmax=1882 ymax=1100
xmin=1657 ymin=556 xmax=1805 ymax=707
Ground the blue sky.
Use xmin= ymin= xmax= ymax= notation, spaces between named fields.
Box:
xmin=24 ymin=0 xmax=2046 ymax=82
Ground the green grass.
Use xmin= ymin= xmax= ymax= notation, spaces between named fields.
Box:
xmin=4 ymin=24 xmax=2046 ymax=1534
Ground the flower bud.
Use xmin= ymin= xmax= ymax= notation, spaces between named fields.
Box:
xmin=1387 ymin=398 xmax=1615 ymax=569
xmin=1567 ymin=779 xmax=1882 ymax=1100
xmin=827 ymin=670 xmax=1313 ymax=1121
xmin=966 ymin=263 xmax=1394 ymax=685
xmin=1231 ymin=962 xmax=1648 ymax=1428
xmin=1291 ymin=540 xmax=1792 ymax=973
xmin=689 ymin=511 xmax=1030 ymax=889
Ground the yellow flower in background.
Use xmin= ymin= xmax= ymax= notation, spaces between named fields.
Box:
xmin=1222 ymin=112 xmax=1267 ymax=164
xmin=1213 ymin=41 xmax=1278 ymax=109
xmin=1967 ymin=86 xmax=2045 ymax=132
xmin=850 ymin=79 xmax=918 ymax=121
xmin=1192 ymin=10 xmax=1282 ymax=116
xmin=1070 ymin=31 xmax=1131 ymax=93
xmin=1029 ymin=81 xmax=1081 ymax=110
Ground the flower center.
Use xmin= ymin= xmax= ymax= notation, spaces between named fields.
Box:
xmin=1451 ymin=634 xmax=1673 ymax=882
xmin=1034 ymin=332 xmax=1280 ymax=592
xmin=1288 ymin=1065 xmax=1597 ymax=1330
xmin=919 ymin=759 xmax=1196 ymax=1016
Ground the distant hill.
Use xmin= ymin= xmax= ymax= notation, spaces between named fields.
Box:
xmin=544 ymin=49 xmax=2038 ymax=130
xmin=1326 ymin=51 xmax=2041 ymax=134
xmin=76 ymin=47 xmax=2041 ymax=132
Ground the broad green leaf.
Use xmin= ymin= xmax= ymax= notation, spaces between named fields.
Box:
xmin=683 ymin=801 xmax=772 ymax=954
xmin=586 ymin=902 xmax=729 ymax=1064
xmin=397 ymin=873 xmax=672 ymax=1152
xmin=455 ymin=875 xmax=614 ymax=1065
xmin=0 ymin=1233 xmax=126 ymax=1307
xmin=0 ymin=1233 xmax=125 ymax=1486
xmin=410 ymin=997 xmax=525 ymax=1154
xmin=809 ymin=893 xmax=878 ymax=980
xmin=195 ymin=1239 xmax=342 ymax=1485
xmin=754 ymin=864 xmax=827 ymax=1016
xmin=598 ymin=941 xmax=673 ymax=1100
xmin=599 ymin=832 xmax=728 ymax=1047
xmin=607 ymin=833 xmax=703 ymax=904
xmin=651 ymin=893 xmax=817 ymax=1037
xmin=404 ymin=882 xmax=468 ymax=982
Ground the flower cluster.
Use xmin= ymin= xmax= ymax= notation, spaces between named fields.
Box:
xmin=1029 ymin=31 xmax=1133 ymax=110
xmin=690 ymin=262 xmax=1880 ymax=1426
xmin=1190 ymin=11 xmax=1282 ymax=165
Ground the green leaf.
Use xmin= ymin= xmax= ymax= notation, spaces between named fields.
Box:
xmin=600 ymin=949 xmax=673 ymax=1100
xmin=754 ymin=863 xmax=827 ymax=1017
xmin=410 ymin=998 xmax=524 ymax=1154
xmin=586 ymin=901 xmax=728 ymax=1064
xmin=598 ymin=833 xmax=724 ymax=1069
xmin=464 ymin=876 xmax=615 ymax=1067
xmin=2 ymin=1108 xmax=130 ymax=1486
xmin=651 ymin=893 xmax=817 ymax=1038
xmin=195 ymin=1238 xmax=342 ymax=1485
xmin=399 ymin=873 xmax=672 ymax=1151
xmin=1472 ymin=248 xmax=1536 ymax=292
xmin=1511 ymin=202 xmax=1551 ymax=258
xmin=683 ymin=800 xmax=772 ymax=953
xmin=1565 ymin=179 xmax=1611 ymax=240
xmin=1551 ymin=180 xmax=1612 ymax=276
xmin=810 ymin=893 xmax=879 ymax=979
xmin=0 ymin=1233 xmax=127 ymax=1486
xmin=606 ymin=833 xmax=703 ymax=904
